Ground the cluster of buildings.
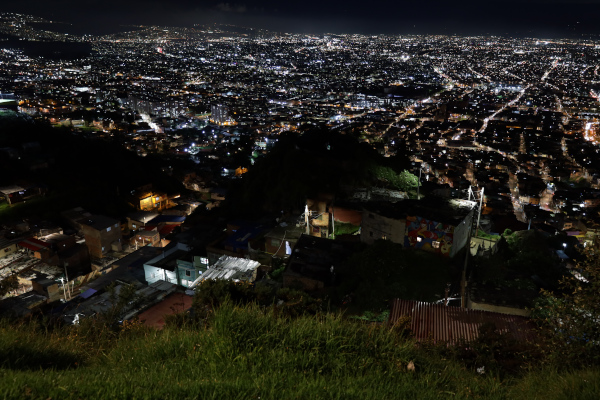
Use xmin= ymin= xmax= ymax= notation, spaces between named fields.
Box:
xmin=1 ymin=14 xmax=600 ymax=333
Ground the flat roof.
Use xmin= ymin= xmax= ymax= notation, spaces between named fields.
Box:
xmin=81 ymin=215 xmax=119 ymax=231
xmin=363 ymin=198 xmax=475 ymax=226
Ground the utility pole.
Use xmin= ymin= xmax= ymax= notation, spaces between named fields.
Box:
xmin=59 ymin=277 xmax=68 ymax=302
xmin=417 ymin=166 xmax=422 ymax=200
xmin=461 ymin=205 xmax=476 ymax=308
xmin=304 ymin=204 xmax=310 ymax=235
xmin=476 ymin=187 xmax=484 ymax=237
xmin=331 ymin=203 xmax=335 ymax=239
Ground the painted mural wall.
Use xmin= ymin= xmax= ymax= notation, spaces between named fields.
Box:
xmin=404 ymin=215 xmax=455 ymax=256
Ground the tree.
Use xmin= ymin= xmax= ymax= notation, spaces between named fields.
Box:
xmin=371 ymin=166 xmax=418 ymax=192
xmin=534 ymin=236 xmax=600 ymax=366
xmin=99 ymin=283 xmax=142 ymax=330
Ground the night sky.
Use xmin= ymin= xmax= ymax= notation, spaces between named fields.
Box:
xmin=3 ymin=0 xmax=600 ymax=37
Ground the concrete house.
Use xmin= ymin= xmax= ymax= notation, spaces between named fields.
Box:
xmin=360 ymin=198 xmax=475 ymax=258
xmin=80 ymin=215 xmax=122 ymax=259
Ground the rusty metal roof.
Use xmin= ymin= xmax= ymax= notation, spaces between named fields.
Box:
xmin=389 ymin=299 xmax=535 ymax=344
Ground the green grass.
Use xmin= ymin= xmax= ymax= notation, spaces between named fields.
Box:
xmin=1 ymin=304 xmax=599 ymax=399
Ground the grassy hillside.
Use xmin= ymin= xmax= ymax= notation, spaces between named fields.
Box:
xmin=1 ymin=303 xmax=599 ymax=400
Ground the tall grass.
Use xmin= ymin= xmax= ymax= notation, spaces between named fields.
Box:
xmin=0 ymin=304 xmax=598 ymax=399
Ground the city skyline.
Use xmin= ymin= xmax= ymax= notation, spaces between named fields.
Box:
xmin=3 ymin=1 xmax=600 ymax=37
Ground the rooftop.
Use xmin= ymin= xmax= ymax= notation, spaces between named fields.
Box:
xmin=389 ymin=299 xmax=535 ymax=345
xmin=81 ymin=215 xmax=119 ymax=231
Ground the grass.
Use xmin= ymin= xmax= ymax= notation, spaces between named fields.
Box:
xmin=333 ymin=221 xmax=360 ymax=236
xmin=1 ymin=304 xmax=599 ymax=399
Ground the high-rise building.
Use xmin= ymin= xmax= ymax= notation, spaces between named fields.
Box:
xmin=211 ymin=104 xmax=230 ymax=125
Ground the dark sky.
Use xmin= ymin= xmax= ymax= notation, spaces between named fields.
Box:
xmin=3 ymin=0 xmax=600 ymax=37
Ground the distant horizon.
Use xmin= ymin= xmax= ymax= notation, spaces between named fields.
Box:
xmin=3 ymin=1 xmax=600 ymax=39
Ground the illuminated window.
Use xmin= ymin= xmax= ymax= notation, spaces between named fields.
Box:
xmin=132 ymin=224 xmax=137 ymax=229
xmin=185 ymin=270 xmax=192 ymax=277
xmin=106 ymin=227 xmax=111 ymax=232
xmin=200 ymin=257 xmax=208 ymax=264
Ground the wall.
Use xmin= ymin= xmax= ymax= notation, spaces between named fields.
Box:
xmin=176 ymin=259 xmax=196 ymax=286
xmin=144 ymin=264 xmax=177 ymax=285
xmin=361 ymin=211 xmax=406 ymax=245
xmin=450 ymin=210 xmax=474 ymax=258
xmin=82 ymin=222 xmax=122 ymax=259
xmin=0 ymin=242 xmax=18 ymax=259
xmin=468 ymin=298 xmax=531 ymax=317
xmin=404 ymin=215 xmax=455 ymax=256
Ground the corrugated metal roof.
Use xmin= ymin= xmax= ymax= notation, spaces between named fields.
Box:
xmin=190 ymin=255 xmax=259 ymax=287
xmin=389 ymin=299 xmax=535 ymax=344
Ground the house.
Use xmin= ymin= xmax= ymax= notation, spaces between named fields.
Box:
xmin=146 ymin=215 xmax=186 ymax=232
xmin=174 ymin=248 xmax=210 ymax=288
xmin=144 ymin=243 xmax=192 ymax=286
xmin=206 ymin=221 xmax=266 ymax=265
xmin=360 ymin=198 xmax=475 ymax=257
xmin=18 ymin=237 xmax=57 ymax=264
xmin=80 ymin=215 xmax=123 ymax=259
xmin=0 ymin=184 xmax=42 ymax=206
xmin=39 ymin=233 xmax=90 ymax=275
xmin=61 ymin=207 xmax=93 ymax=232
xmin=127 ymin=211 xmax=160 ymax=232
xmin=306 ymin=197 xmax=333 ymax=238
xmin=132 ymin=229 xmax=161 ymax=248
xmin=264 ymin=223 xmax=304 ymax=257
xmin=60 ymin=281 xmax=179 ymax=325
xmin=0 ymin=238 xmax=19 ymax=260
xmin=283 ymin=234 xmax=362 ymax=291
xmin=142 ymin=242 xmax=211 ymax=288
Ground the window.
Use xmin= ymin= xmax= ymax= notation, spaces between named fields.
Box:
xmin=106 ymin=227 xmax=111 ymax=232
xmin=132 ymin=224 xmax=137 ymax=229
xmin=115 ymin=223 xmax=118 ymax=228
xmin=271 ymin=239 xmax=280 ymax=247
xmin=432 ymin=241 xmax=441 ymax=249
xmin=200 ymin=257 xmax=208 ymax=265
xmin=369 ymin=231 xmax=373 ymax=237
xmin=102 ymin=246 xmax=105 ymax=251
xmin=185 ymin=270 xmax=192 ymax=277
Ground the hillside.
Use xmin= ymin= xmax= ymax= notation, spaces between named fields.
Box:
xmin=1 ymin=302 xmax=599 ymax=400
